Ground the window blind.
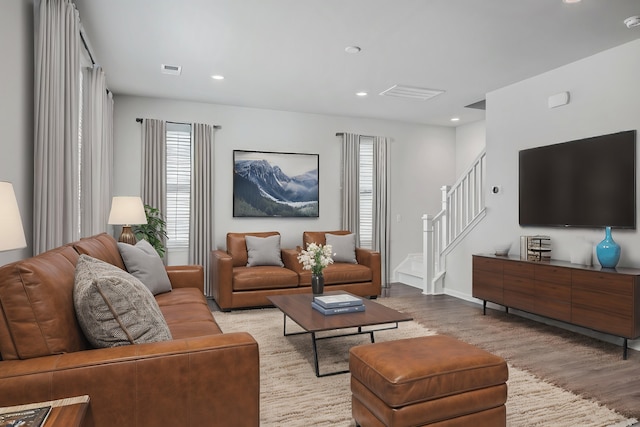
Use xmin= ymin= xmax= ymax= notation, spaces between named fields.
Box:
xmin=359 ymin=138 xmax=373 ymax=249
xmin=166 ymin=123 xmax=192 ymax=249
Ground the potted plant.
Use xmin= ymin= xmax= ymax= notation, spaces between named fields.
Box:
xmin=133 ymin=204 xmax=168 ymax=258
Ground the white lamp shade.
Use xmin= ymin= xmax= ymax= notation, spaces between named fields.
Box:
xmin=107 ymin=197 xmax=148 ymax=225
xmin=0 ymin=182 xmax=27 ymax=252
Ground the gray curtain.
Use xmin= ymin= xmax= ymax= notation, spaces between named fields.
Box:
xmin=372 ymin=137 xmax=391 ymax=287
xmin=80 ymin=65 xmax=113 ymax=236
xmin=190 ymin=124 xmax=216 ymax=296
xmin=141 ymin=119 xmax=167 ymax=249
xmin=33 ymin=0 xmax=81 ymax=253
xmin=341 ymin=133 xmax=360 ymax=244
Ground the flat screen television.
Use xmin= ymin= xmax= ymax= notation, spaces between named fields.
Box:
xmin=519 ymin=130 xmax=636 ymax=229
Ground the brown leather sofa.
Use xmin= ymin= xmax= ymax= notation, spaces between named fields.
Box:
xmin=211 ymin=230 xmax=381 ymax=310
xmin=0 ymin=233 xmax=259 ymax=427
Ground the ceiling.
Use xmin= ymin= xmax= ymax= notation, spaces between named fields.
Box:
xmin=72 ymin=0 xmax=640 ymax=127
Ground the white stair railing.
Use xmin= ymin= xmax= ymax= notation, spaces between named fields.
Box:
xmin=423 ymin=150 xmax=486 ymax=294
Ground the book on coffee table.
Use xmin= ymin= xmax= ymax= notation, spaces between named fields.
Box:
xmin=311 ymin=301 xmax=365 ymax=315
xmin=0 ymin=405 xmax=51 ymax=427
xmin=313 ymin=294 xmax=363 ymax=309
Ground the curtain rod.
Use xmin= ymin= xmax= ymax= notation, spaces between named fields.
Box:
xmin=336 ymin=132 xmax=375 ymax=138
xmin=136 ymin=118 xmax=221 ymax=130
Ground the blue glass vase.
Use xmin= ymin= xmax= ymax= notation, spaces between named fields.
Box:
xmin=596 ymin=226 xmax=621 ymax=268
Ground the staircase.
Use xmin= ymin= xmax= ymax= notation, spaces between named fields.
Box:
xmin=394 ymin=150 xmax=487 ymax=294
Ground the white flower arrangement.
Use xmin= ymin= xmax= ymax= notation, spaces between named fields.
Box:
xmin=297 ymin=242 xmax=334 ymax=275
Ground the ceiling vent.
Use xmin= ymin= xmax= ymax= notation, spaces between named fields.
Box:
xmin=161 ymin=64 xmax=182 ymax=76
xmin=379 ymin=85 xmax=445 ymax=101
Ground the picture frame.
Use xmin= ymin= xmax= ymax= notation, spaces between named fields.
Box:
xmin=233 ymin=150 xmax=319 ymax=217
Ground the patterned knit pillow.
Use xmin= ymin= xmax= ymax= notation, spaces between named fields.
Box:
xmin=73 ymin=254 xmax=172 ymax=348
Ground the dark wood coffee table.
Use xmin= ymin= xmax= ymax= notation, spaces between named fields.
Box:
xmin=267 ymin=291 xmax=413 ymax=377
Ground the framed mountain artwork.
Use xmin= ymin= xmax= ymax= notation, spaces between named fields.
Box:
xmin=233 ymin=150 xmax=319 ymax=217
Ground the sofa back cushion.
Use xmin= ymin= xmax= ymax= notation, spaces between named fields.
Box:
xmin=303 ymin=230 xmax=352 ymax=247
xmin=227 ymin=232 xmax=280 ymax=268
xmin=73 ymin=232 xmax=126 ymax=270
xmin=0 ymin=245 xmax=89 ymax=360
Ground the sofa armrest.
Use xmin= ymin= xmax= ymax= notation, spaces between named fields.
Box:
xmin=281 ymin=249 xmax=304 ymax=274
xmin=356 ymin=248 xmax=382 ymax=295
xmin=0 ymin=333 xmax=259 ymax=427
xmin=211 ymin=250 xmax=234 ymax=310
xmin=166 ymin=265 xmax=204 ymax=292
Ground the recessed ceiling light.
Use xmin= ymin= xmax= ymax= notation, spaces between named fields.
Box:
xmin=161 ymin=64 xmax=182 ymax=75
xmin=211 ymin=75 xmax=225 ymax=80
xmin=356 ymin=92 xmax=368 ymax=97
xmin=345 ymin=46 xmax=361 ymax=54
xmin=450 ymin=117 xmax=460 ymax=122
xmin=562 ymin=0 xmax=581 ymax=4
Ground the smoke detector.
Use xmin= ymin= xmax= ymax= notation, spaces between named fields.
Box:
xmin=624 ymin=16 xmax=640 ymax=29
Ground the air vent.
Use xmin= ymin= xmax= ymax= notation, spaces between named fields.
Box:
xmin=379 ymin=85 xmax=445 ymax=100
xmin=161 ymin=64 xmax=182 ymax=75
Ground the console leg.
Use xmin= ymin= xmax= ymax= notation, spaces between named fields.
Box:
xmin=483 ymin=300 xmax=487 ymax=315
xmin=623 ymin=338 xmax=628 ymax=360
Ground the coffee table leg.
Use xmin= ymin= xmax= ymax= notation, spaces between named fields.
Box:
xmin=311 ymin=332 xmax=320 ymax=377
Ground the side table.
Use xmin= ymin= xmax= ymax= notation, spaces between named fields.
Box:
xmin=0 ymin=395 xmax=90 ymax=427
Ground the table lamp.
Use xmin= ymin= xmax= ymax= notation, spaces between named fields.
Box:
xmin=0 ymin=182 xmax=27 ymax=252
xmin=107 ymin=196 xmax=148 ymax=244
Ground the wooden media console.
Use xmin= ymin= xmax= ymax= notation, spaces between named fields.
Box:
xmin=472 ymin=254 xmax=640 ymax=359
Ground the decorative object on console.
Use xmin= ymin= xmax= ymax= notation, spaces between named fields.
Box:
xmin=0 ymin=182 xmax=27 ymax=252
xmin=107 ymin=196 xmax=148 ymax=244
xmin=570 ymin=239 xmax=593 ymax=266
xmin=596 ymin=226 xmax=621 ymax=268
xmin=521 ymin=235 xmax=551 ymax=261
xmin=494 ymin=242 xmax=512 ymax=256
xmin=298 ymin=242 xmax=334 ymax=294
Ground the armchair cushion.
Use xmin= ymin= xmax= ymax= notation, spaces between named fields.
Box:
xmin=245 ymin=235 xmax=284 ymax=267
xmin=73 ymin=255 xmax=172 ymax=348
xmin=326 ymin=233 xmax=357 ymax=264
xmin=118 ymin=239 xmax=172 ymax=295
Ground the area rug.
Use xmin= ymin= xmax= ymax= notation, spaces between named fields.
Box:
xmin=214 ymin=306 xmax=636 ymax=427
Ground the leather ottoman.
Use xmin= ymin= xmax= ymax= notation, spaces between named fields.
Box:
xmin=349 ymin=335 xmax=508 ymax=427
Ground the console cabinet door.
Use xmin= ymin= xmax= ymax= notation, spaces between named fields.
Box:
xmin=503 ymin=262 xmax=535 ymax=312
xmin=571 ymin=270 xmax=634 ymax=337
xmin=535 ymin=264 xmax=571 ymax=322
xmin=472 ymin=256 xmax=503 ymax=304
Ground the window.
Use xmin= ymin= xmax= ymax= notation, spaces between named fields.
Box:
xmin=166 ymin=123 xmax=192 ymax=250
xmin=359 ymin=137 xmax=373 ymax=249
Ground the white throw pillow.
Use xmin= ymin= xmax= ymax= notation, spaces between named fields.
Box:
xmin=118 ymin=239 xmax=172 ymax=295
xmin=326 ymin=233 xmax=358 ymax=264
xmin=245 ymin=235 xmax=284 ymax=267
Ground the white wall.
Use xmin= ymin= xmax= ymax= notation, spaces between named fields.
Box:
xmin=444 ymin=38 xmax=640 ymax=345
xmin=0 ymin=0 xmax=33 ymax=266
xmin=455 ymin=120 xmax=486 ymax=177
xmin=113 ymin=96 xmax=456 ymax=276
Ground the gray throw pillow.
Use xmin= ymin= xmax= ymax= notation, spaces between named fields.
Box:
xmin=118 ymin=239 xmax=171 ymax=295
xmin=326 ymin=233 xmax=358 ymax=264
xmin=73 ymin=255 xmax=172 ymax=348
xmin=245 ymin=235 xmax=284 ymax=267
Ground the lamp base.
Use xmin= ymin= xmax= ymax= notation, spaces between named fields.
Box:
xmin=118 ymin=226 xmax=138 ymax=245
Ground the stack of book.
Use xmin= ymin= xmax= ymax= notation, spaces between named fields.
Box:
xmin=520 ymin=235 xmax=551 ymax=261
xmin=311 ymin=294 xmax=365 ymax=315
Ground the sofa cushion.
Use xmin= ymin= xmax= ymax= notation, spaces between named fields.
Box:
xmin=227 ymin=231 xmax=281 ymax=268
xmin=299 ymin=263 xmax=372 ymax=286
xmin=0 ymin=245 xmax=87 ymax=360
xmin=118 ymin=240 xmax=172 ymax=295
xmin=74 ymin=255 xmax=172 ymax=348
xmin=232 ymin=266 xmax=299 ymax=291
xmin=326 ymin=233 xmax=357 ymax=264
xmin=245 ymin=235 xmax=284 ymax=267
xmin=73 ymin=232 xmax=126 ymax=270
xmin=303 ymin=230 xmax=352 ymax=247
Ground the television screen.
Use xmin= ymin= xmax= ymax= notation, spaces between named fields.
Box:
xmin=519 ymin=130 xmax=636 ymax=229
